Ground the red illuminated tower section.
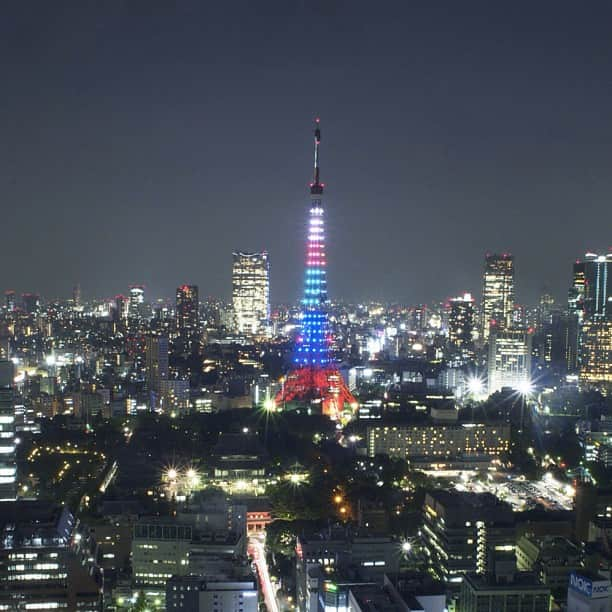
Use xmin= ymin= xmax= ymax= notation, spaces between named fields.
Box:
xmin=275 ymin=119 xmax=357 ymax=420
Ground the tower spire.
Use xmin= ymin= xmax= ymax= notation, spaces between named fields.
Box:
xmin=311 ymin=118 xmax=323 ymax=195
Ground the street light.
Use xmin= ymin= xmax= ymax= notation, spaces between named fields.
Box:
xmin=516 ymin=380 xmax=534 ymax=432
xmin=263 ymin=398 xmax=276 ymax=412
xmin=466 ymin=375 xmax=486 ymax=402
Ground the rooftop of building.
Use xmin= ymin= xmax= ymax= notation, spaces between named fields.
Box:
xmin=298 ymin=524 xmax=395 ymax=545
xmin=463 ymin=571 xmax=550 ymax=592
xmin=425 ymin=490 xmax=514 ymax=524
xmin=211 ymin=432 xmax=267 ymax=460
xmin=348 ymin=583 xmax=406 ymax=612
xmin=0 ymin=501 xmax=74 ymax=547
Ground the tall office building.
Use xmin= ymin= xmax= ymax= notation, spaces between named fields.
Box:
xmin=578 ymin=253 xmax=612 ymax=392
xmin=0 ymin=361 xmax=16 ymax=502
xmin=580 ymin=320 xmax=612 ymax=390
xmin=176 ymin=285 xmax=200 ymax=352
xmin=568 ymin=261 xmax=586 ymax=321
xmin=481 ymin=254 xmax=515 ymax=342
xmin=487 ymin=329 xmax=532 ymax=395
xmin=4 ymin=291 xmax=15 ymax=312
xmin=448 ymin=293 xmax=476 ymax=362
xmin=422 ymin=491 xmax=515 ymax=582
xmin=72 ymin=284 xmax=81 ymax=310
xmin=128 ymin=285 xmax=145 ymax=321
xmin=232 ymin=251 xmax=270 ymax=336
xmin=145 ymin=335 xmax=169 ymax=406
xmin=21 ymin=293 xmax=40 ymax=315
xmin=583 ymin=252 xmax=611 ymax=320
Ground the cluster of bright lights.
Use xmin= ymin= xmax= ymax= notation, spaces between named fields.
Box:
xmin=516 ymin=380 xmax=534 ymax=396
xmin=294 ymin=202 xmax=331 ymax=366
xmin=466 ymin=375 xmax=486 ymax=397
xmin=163 ymin=465 xmax=201 ymax=490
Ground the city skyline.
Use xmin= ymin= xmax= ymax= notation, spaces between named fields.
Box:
xmin=2 ymin=2 xmax=612 ymax=304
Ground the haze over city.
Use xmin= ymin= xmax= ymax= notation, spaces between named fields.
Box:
xmin=1 ymin=4 xmax=612 ymax=612
xmin=2 ymin=1 xmax=612 ymax=304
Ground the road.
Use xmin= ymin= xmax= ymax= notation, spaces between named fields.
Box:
xmin=248 ymin=535 xmax=279 ymax=612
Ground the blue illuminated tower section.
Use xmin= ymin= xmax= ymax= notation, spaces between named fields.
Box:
xmin=294 ymin=118 xmax=331 ymax=366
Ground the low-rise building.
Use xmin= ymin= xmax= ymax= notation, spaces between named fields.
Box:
xmin=459 ymin=570 xmax=550 ymax=612
xmin=166 ymin=574 xmax=258 ymax=612
xmin=516 ymin=535 xmax=580 ymax=597
xmin=366 ymin=422 xmax=510 ymax=461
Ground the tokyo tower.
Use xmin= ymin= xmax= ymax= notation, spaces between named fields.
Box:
xmin=275 ymin=119 xmax=357 ymax=420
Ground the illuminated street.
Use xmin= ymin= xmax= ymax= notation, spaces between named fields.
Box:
xmin=248 ymin=535 xmax=279 ymax=612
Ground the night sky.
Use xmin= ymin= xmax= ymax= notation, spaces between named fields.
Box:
xmin=1 ymin=1 xmax=611 ymax=306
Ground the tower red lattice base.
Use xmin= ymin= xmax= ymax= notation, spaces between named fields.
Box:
xmin=275 ymin=367 xmax=357 ymax=420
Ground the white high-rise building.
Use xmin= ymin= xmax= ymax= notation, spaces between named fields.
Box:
xmin=0 ymin=360 xmax=16 ymax=502
xmin=481 ymin=253 xmax=515 ymax=342
xmin=487 ymin=329 xmax=532 ymax=395
xmin=232 ymin=251 xmax=270 ymax=336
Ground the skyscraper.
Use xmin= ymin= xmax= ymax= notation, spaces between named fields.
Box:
xmin=487 ymin=329 xmax=532 ymax=395
xmin=72 ymin=284 xmax=81 ymax=310
xmin=128 ymin=285 xmax=145 ymax=322
xmin=580 ymin=320 xmax=612 ymax=389
xmin=579 ymin=252 xmax=612 ymax=391
xmin=583 ymin=252 xmax=611 ymax=320
xmin=481 ymin=254 xmax=515 ymax=342
xmin=4 ymin=291 xmax=15 ymax=312
xmin=232 ymin=252 xmax=270 ymax=336
xmin=21 ymin=293 xmax=40 ymax=315
xmin=176 ymin=285 xmax=200 ymax=352
xmin=0 ymin=360 xmax=16 ymax=502
xmin=145 ymin=335 xmax=169 ymax=407
xmin=448 ymin=293 xmax=476 ymax=363
xmin=568 ymin=260 xmax=586 ymax=322
xmin=274 ymin=119 xmax=356 ymax=419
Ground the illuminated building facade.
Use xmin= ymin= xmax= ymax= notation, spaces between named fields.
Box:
xmin=232 ymin=252 xmax=270 ymax=336
xmin=568 ymin=260 xmax=586 ymax=320
xmin=176 ymin=284 xmax=200 ymax=352
xmin=422 ymin=491 xmax=515 ymax=582
xmin=4 ymin=291 xmax=15 ymax=312
xmin=487 ymin=329 xmax=532 ymax=395
xmin=580 ymin=319 xmax=612 ymax=391
xmin=128 ymin=285 xmax=145 ymax=321
xmin=579 ymin=252 xmax=612 ymax=392
xmin=583 ymin=252 xmax=611 ymax=320
xmin=0 ymin=502 xmax=102 ymax=610
xmin=448 ymin=293 xmax=476 ymax=362
xmin=481 ymin=253 xmax=515 ymax=341
xmin=274 ymin=120 xmax=356 ymax=419
xmin=366 ymin=423 xmax=510 ymax=460
xmin=0 ymin=361 xmax=16 ymax=502
xmin=166 ymin=575 xmax=258 ymax=612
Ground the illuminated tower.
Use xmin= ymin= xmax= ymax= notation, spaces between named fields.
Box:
xmin=275 ymin=120 xmax=357 ymax=419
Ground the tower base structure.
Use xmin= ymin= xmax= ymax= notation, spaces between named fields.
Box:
xmin=275 ymin=366 xmax=357 ymax=421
